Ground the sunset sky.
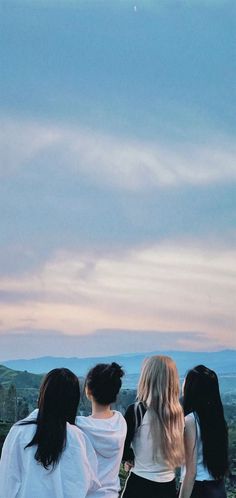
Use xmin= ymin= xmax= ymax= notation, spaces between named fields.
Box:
xmin=0 ymin=0 xmax=235 ymax=359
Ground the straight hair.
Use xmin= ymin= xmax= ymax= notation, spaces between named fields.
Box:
xmin=22 ymin=368 xmax=80 ymax=469
xmin=183 ymin=365 xmax=228 ymax=479
xmin=137 ymin=355 xmax=184 ymax=468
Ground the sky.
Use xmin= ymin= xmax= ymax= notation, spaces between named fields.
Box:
xmin=0 ymin=0 xmax=236 ymax=360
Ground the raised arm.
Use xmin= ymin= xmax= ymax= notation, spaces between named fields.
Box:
xmin=178 ymin=415 xmax=197 ymax=498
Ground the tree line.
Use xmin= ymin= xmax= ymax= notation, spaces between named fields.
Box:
xmin=0 ymin=383 xmax=29 ymax=423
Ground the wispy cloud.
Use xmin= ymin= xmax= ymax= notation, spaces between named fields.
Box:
xmin=1 ymin=117 xmax=236 ymax=190
xmin=0 ymin=244 xmax=235 ymax=351
xmin=0 ymin=329 xmax=222 ymax=362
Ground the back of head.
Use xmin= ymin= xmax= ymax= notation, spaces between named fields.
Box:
xmin=137 ymin=355 xmax=184 ymax=468
xmin=183 ymin=365 xmax=228 ymax=479
xmin=38 ymin=367 xmax=80 ymax=424
xmin=86 ymin=362 xmax=124 ymax=405
xmin=183 ymin=365 xmax=220 ymax=414
xmin=138 ymin=355 xmax=180 ymax=408
xmin=26 ymin=368 xmax=80 ymax=469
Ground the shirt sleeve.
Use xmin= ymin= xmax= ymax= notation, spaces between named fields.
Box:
xmin=64 ymin=429 xmax=100 ymax=498
xmin=0 ymin=426 xmax=22 ymax=498
xmin=81 ymin=432 xmax=100 ymax=493
xmin=122 ymin=404 xmax=135 ymax=462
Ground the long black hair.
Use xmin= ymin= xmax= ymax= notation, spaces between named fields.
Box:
xmin=23 ymin=368 xmax=80 ymax=469
xmin=183 ymin=364 xmax=228 ymax=479
xmin=86 ymin=362 xmax=124 ymax=405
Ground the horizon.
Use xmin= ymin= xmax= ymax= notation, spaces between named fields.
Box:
xmin=1 ymin=0 xmax=236 ymax=358
xmin=1 ymin=347 xmax=236 ymax=365
xmin=2 ymin=350 xmax=236 ymax=390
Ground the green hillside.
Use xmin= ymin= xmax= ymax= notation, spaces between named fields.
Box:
xmin=0 ymin=364 xmax=43 ymax=389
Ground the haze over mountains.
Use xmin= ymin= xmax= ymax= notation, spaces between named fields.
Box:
xmin=1 ymin=350 xmax=236 ymax=394
xmin=2 ymin=350 xmax=236 ymax=378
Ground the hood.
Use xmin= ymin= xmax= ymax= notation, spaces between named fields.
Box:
xmin=76 ymin=411 xmax=127 ymax=458
xmin=24 ymin=409 xmax=38 ymax=420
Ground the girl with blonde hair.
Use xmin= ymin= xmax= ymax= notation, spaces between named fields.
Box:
xmin=122 ymin=355 xmax=184 ymax=498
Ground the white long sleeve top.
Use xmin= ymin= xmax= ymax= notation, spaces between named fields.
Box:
xmin=0 ymin=411 xmax=100 ymax=498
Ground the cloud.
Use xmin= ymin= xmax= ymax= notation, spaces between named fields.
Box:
xmin=1 ymin=115 xmax=235 ymax=277
xmin=0 ymin=243 xmax=235 ymax=353
xmin=0 ymin=328 xmax=226 ymax=362
xmin=1 ymin=117 xmax=236 ymax=190
xmin=1 ymin=119 xmax=235 ymax=354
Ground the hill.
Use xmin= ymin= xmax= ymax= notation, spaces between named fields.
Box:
xmin=0 ymin=364 xmax=43 ymax=389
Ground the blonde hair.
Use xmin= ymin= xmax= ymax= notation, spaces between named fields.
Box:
xmin=137 ymin=355 xmax=184 ymax=468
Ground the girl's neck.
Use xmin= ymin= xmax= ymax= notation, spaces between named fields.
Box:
xmin=91 ymin=401 xmax=114 ymax=419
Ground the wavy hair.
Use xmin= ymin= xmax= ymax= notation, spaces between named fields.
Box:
xmin=183 ymin=365 xmax=228 ymax=479
xmin=137 ymin=355 xmax=184 ymax=468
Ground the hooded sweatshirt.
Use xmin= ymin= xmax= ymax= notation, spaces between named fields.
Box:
xmin=76 ymin=411 xmax=127 ymax=498
xmin=0 ymin=410 xmax=100 ymax=498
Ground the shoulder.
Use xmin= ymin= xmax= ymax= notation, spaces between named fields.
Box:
xmin=67 ymin=422 xmax=87 ymax=444
xmin=4 ymin=423 xmax=22 ymax=440
xmin=64 ymin=424 xmax=98 ymax=476
xmin=2 ymin=421 xmax=34 ymax=451
xmin=6 ymin=410 xmax=39 ymax=443
xmin=185 ymin=412 xmax=196 ymax=428
xmin=126 ymin=403 xmax=135 ymax=411
xmin=75 ymin=415 xmax=96 ymax=434
xmin=124 ymin=403 xmax=135 ymax=417
xmin=112 ymin=410 xmax=127 ymax=434
xmin=124 ymin=402 xmax=146 ymax=431
xmin=66 ymin=423 xmax=96 ymax=457
xmin=113 ymin=410 xmax=126 ymax=423
xmin=184 ymin=413 xmax=197 ymax=448
xmin=67 ymin=423 xmax=96 ymax=447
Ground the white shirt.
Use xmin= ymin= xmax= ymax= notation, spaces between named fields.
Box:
xmin=131 ymin=410 xmax=175 ymax=483
xmin=76 ymin=411 xmax=127 ymax=498
xmin=181 ymin=412 xmax=214 ymax=481
xmin=0 ymin=412 xmax=100 ymax=498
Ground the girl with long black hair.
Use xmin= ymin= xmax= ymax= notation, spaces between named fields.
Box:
xmin=0 ymin=368 xmax=99 ymax=498
xmin=179 ymin=365 xmax=228 ymax=498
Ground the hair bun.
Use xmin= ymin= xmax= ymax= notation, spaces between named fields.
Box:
xmin=110 ymin=362 xmax=124 ymax=379
xmin=86 ymin=362 xmax=124 ymax=405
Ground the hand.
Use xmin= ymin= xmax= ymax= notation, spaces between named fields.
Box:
xmin=124 ymin=461 xmax=134 ymax=472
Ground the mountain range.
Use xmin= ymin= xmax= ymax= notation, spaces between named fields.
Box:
xmin=2 ymin=349 xmax=236 ymax=377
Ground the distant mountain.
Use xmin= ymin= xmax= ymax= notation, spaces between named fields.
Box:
xmin=2 ymin=350 xmax=236 ymax=378
xmin=1 ymin=351 xmax=236 ymax=394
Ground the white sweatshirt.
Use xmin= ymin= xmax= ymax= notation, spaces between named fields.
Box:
xmin=76 ymin=411 xmax=127 ymax=498
xmin=0 ymin=410 xmax=100 ymax=498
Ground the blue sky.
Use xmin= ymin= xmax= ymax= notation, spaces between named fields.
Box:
xmin=0 ymin=0 xmax=235 ymax=359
